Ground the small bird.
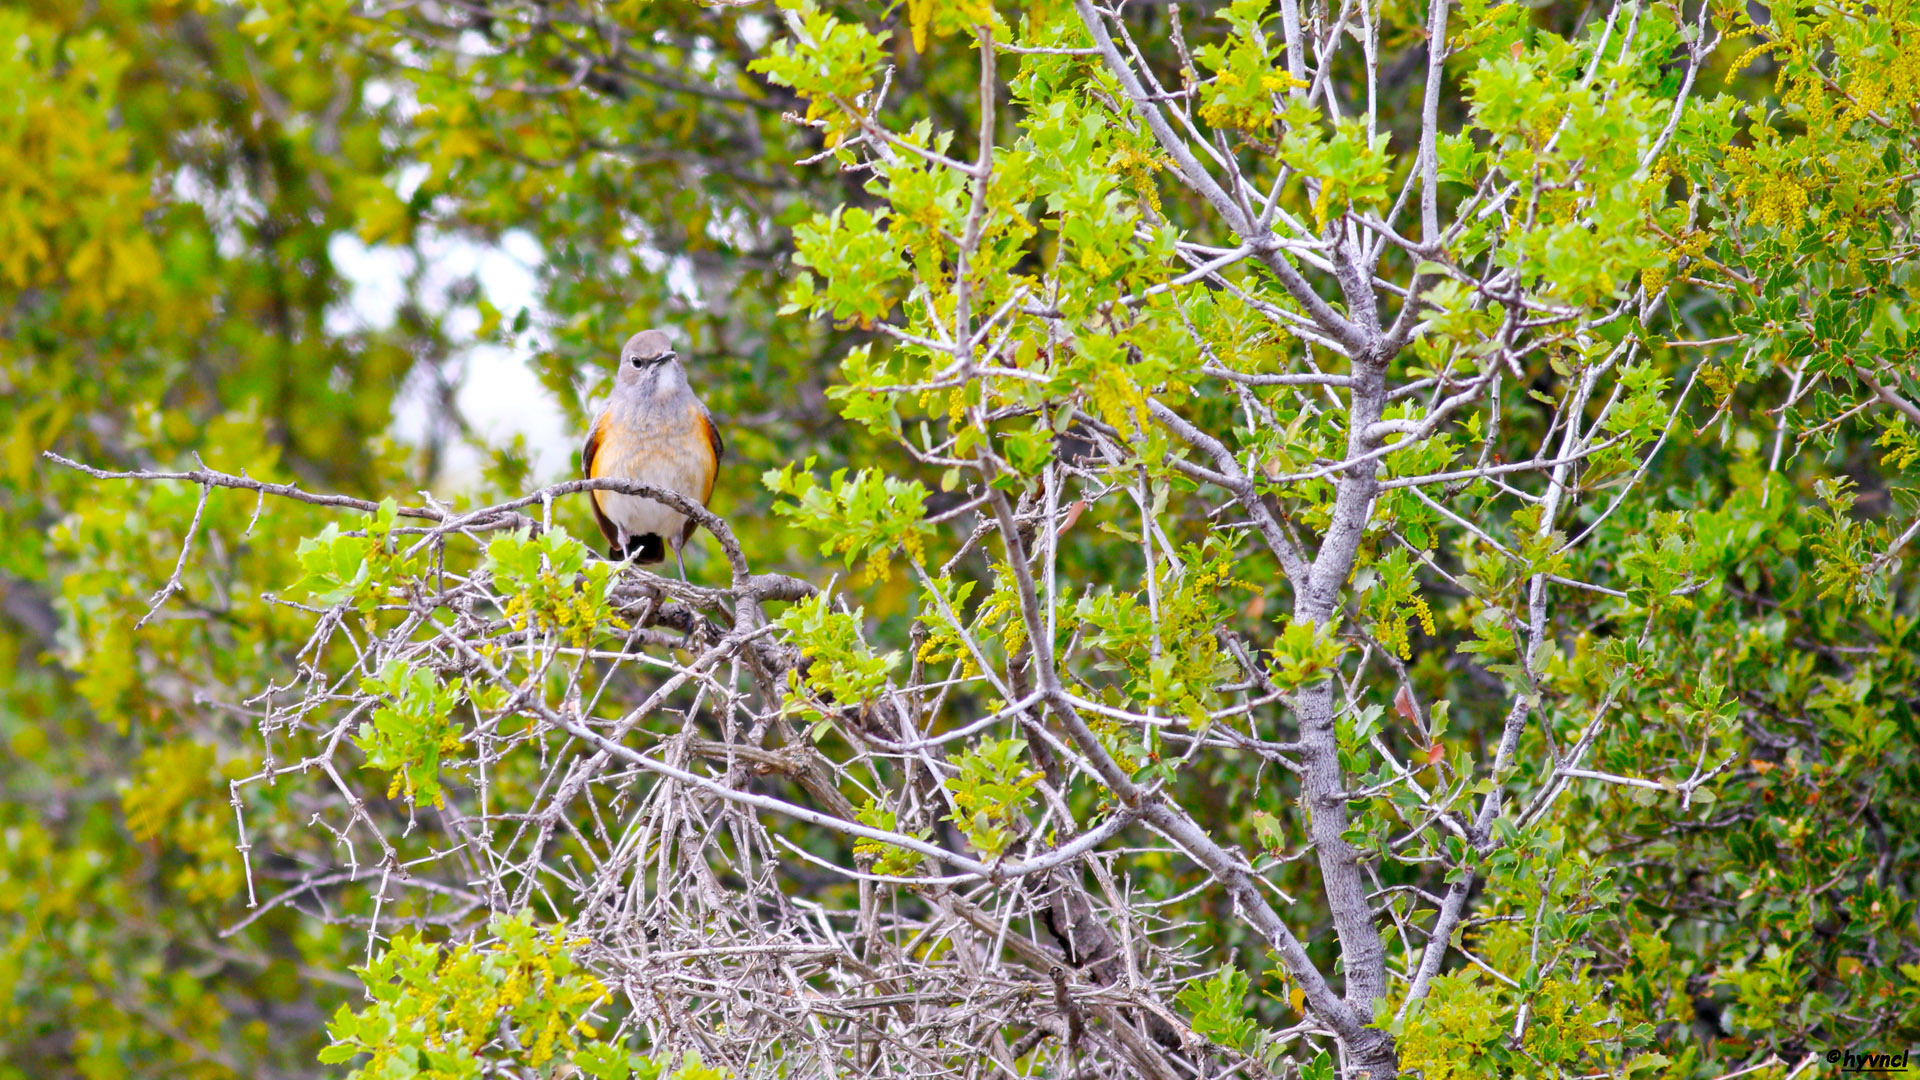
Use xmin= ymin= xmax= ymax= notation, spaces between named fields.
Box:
xmin=581 ymin=329 xmax=723 ymax=577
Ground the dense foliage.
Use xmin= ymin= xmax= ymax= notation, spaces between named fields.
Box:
xmin=4 ymin=0 xmax=1919 ymax=1078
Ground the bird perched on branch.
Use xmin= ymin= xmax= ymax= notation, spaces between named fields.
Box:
xmin=581 ymin=329 xmax=722 ymax=577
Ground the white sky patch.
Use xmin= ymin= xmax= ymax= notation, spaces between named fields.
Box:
xmin=363 ymin=80 xmax=396 ymax=110
xmin=620 ymin=214 xmax=704 ymax=307
xmin=172 ymin=165 xmax=264 ymax=260
xmin=454 ymin=341 xmax=574 ymax=477
xmin=327 ymin=233 xmax=410 ymax=333
xmin=738 ymin=14 xmax=772 ymax=51
xmin=172 ymin=61 xmax=573 ymax=488
xmin=333 ymin=227 xmax=575 ymax=485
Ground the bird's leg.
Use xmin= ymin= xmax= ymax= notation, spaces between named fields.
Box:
xmin=671 ymin=541 xmax=688 ymax=582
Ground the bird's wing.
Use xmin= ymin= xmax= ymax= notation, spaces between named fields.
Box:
xmin=702 ymin=405 xmax=724 ymax=464
xmin=582 ymin=411 xmax=622 ymax=551
xmin=698 ymin=405 xmax=723 ymax=502
xmin=581 ymin=412 xmax=600 ymax=477
xmin=677 ymin=403 xmax=724 ymax=552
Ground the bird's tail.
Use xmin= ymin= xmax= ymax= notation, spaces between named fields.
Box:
xmin=620 ymin=533 xmax=666 ymax=564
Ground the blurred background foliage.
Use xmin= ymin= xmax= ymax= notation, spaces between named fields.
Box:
xmin=1 ymin=0 xmax=1916 ymax=1076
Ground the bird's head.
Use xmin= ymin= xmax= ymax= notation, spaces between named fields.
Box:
xmin=612 ymin=328 xmax=687 ymax=397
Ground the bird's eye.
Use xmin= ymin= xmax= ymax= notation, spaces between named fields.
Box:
xmin=629 ymin=356 xmax=643 ymax=369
